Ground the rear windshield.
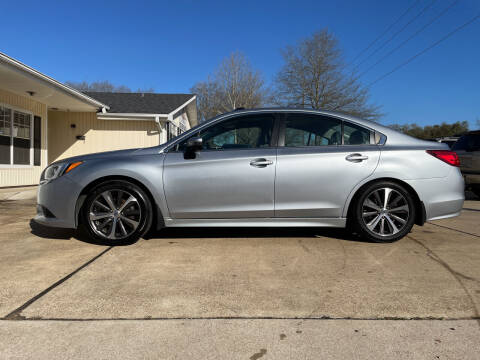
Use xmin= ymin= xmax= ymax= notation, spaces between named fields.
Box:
xmin=453 ymin=134 xmax=480 ymax=151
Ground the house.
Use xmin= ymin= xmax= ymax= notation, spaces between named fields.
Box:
xmin=0 ymin=52 xmax=197 ymax=188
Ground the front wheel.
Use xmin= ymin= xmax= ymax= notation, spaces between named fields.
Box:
xmin=351 ymin=181 xmax=416 ymax=243
xmin=81 ymin=180 xmax=153 ymax=245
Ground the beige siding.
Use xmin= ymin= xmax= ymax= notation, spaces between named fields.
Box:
xmin=0 ymin=89 xmax=48 ymax=187
xmin=185 ymin=100 xmax=198 ymax=127
xmin=48 ymin=111 xmax=160 ymax=162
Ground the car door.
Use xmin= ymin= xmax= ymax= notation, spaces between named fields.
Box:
xmin=163 ymin=113 xmax=277 ymax=219
xmin=274 ymin=113 xmax=380 ymax=218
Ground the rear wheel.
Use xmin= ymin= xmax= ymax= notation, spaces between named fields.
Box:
xmin=81 ymin=180 xmax=152 ymax=245
xmin=352 ymin=181 xmax=416 ymax=243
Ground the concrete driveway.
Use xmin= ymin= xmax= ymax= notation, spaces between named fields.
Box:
xmin=0 ymin=190 xmax=479 ymax=359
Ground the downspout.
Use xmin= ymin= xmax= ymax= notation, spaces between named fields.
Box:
xmin=166 ymin=113 xmax=174 ymax=144
xmin=154 ymin=115 xmax=162 ymax=144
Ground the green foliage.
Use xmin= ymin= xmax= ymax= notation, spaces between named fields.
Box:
xmin=389 ymin=121 xmax=469 ymax=139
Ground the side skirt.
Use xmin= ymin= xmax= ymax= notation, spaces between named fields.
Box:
xmin=164 ymin=217 xmax=347 ymax=228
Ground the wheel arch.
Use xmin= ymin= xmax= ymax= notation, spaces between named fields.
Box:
xmin=74 ymin=175 xmax=164 ymax=230
xmin=345 ymin=177 xmax=426 ymax=227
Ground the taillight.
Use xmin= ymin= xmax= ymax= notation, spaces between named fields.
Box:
xmin=426 ymin=150 xmax=460 ymax=167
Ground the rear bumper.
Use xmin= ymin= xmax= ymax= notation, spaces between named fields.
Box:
xmin=34 ymin=176 xmax=82 ymax=229
xmin=405 ymin=167 xmax=464 ymax=221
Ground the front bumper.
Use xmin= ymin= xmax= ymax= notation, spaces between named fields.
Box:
xmin=34 ymin=175 xmax=83 ymax=229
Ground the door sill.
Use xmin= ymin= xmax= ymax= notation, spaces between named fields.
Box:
xmin=164 ymin=217 xmax=346 ymax=228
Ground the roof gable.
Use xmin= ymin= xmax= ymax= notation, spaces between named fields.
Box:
xmin=84 ymin=92 xmax=194 ymax=114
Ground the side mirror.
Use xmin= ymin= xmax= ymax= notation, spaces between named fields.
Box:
xmin=184 ymin=137 xmax=203 ymax=159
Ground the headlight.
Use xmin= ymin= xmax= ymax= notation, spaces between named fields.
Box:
xmin=40 ymin=161 xmax=83 ymax=184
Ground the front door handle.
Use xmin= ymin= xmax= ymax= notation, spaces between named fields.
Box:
xmin=250 ymin=158 xmax=274 ymax=168
xmin=346 ymin=153 xmax=369 ymax=162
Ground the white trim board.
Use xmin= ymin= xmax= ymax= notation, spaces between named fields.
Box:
xmin=0 ymin=52 xmax=109 ymax=110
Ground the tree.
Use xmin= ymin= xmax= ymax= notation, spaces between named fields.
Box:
xmin=191 ymin=52 xmax=271 ymax=122
xmin=389 ymin=121 xmax=469 ymax=139
xmin=274 ymin=29 xmax=381 ymax=121
xmin=65 ymin=80 xmax=154 ymax=93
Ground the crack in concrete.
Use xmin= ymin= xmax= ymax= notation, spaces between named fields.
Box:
xmin=337 ymin=238 xmax=347 ymax=274
xmin=297 ymin=239 xmax=311 ymax=253
xmin=408 ymin=235 xmax=480 ymax=328
xmin=427 ymin=222 xmax=480 ymax=238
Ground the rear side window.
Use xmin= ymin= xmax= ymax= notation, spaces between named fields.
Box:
xmin=284 ymin=114 xmax=342 ymax=147
xmin=453 ymin=134 xmax=480 ymax=151
xmin=344 ymin=122 xmax=371 ymax=145
xmin=283 ymin=114 xmax=372 ymax=147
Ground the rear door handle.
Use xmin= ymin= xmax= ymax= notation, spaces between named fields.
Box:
xmin=346 ymin=153 xmax=369 ymax=162
xmin=250 ymin=158 xmax=274 ymax=168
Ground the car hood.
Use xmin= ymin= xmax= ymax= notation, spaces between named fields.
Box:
xmin=52 ymin=146 xmax=161 ymax=164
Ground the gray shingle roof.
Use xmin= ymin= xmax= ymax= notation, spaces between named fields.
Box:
xmin=84 ymin=92 xmax=194 ymax=114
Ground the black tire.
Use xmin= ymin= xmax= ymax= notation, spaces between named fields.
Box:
xmin=81 ymin=180 xmax=153 ymax=245
xmin=351 ymin=181 xmax=416 ymax=243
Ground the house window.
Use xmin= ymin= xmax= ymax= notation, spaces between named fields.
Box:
xmin=0 ymin=106 xmax=11 ymax=164
xmin=0 ymin=104 xmax=35 ymax=166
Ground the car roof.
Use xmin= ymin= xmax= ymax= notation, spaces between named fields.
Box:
xmin=161 ymin=108 xmax=445 ymax=150
xmin=206 ymin=108 xmax=419 ymax=145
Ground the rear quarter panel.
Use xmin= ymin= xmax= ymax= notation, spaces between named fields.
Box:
xmin=341 ymin=147 xmax=461 ymax=218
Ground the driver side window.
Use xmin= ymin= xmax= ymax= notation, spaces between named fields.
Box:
xmin=177 ymin=114 xmax=274 ymax=151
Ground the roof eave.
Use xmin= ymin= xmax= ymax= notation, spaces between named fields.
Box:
xmin=167 ymin=95 xmax=196 ymax=120
xmin=97 ymin=113 xmax=169 ymax=121
xmin=0 ymin=52 xmax=110 ymax=110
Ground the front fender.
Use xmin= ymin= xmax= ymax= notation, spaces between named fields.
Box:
xmin=66 ymin=153 xmax=169 ymax=227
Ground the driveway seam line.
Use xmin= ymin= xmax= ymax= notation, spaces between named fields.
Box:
xmin=1 ymin=316 xmax=479 ymax=322
xmin=3 ymin=246 xmax=113 ymax=320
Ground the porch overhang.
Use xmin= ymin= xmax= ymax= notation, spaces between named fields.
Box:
xmin=0 ymin=52 xmax=109 ymax=112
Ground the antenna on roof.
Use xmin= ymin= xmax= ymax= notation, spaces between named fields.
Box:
xmin=235 ymin=107 xmax=245 ymax=111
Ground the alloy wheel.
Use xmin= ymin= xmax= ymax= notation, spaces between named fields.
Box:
xmin=361 ymin=187 xmax=410 ymax=237
xmin=88 ymin=189 xmax=142 ymax=240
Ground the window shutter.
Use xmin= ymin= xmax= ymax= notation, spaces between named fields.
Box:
xmin=34 ymin=116 xmax=41 ymax=166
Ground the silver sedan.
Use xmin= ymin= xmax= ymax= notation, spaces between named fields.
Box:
xmin=35 ymin=109 xmax=464 ymax=244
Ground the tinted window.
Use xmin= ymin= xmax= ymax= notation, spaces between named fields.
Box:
xmin=344 ymin=122 xmax=371 ymax=145
xmin=453 ymin=134 xmax=480 ymax=151
xmin=284 ymin=114 xmax=342 ymax=147
xmin=177 ymin=115 xmax=274 ymax=151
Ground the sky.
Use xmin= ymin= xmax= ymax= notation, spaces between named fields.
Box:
xmin=1 ymin=0 xmax=479 ymax=128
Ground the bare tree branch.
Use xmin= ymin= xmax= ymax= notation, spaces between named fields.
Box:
xmin=191 ymin=52 xmax=272 ymax=122
xmin=274 ymin=29 xmax=382 ymax=121
xmin=65 ymin=80 xmax=154 ymax=93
